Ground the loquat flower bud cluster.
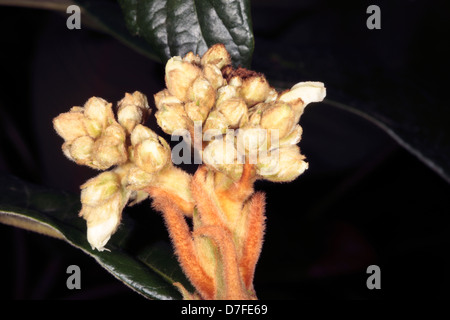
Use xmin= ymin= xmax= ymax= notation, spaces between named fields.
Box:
xmin=53 ymin=92 xmax=190 ymax=251
xmin=155 ymin=44 xmax=326 ymax=182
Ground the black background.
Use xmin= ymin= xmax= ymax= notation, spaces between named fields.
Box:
xmin=0 ymin=0 xmax=449 ymax=300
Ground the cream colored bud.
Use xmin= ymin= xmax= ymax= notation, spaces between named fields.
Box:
xmin=187 ymin=77 xmax=216 ymax=111
xmin=131 ymin=126 xmax=171 ymax=173
xmin=69 ymin=135 xmax=94 ymax=165
xmin=241 ymin=75 xmax=270 ymax=107
xmin=260 ymin=102 xmax=295 ymax=139
xmin=216 ymin=85 xmax=239 ymax=106
xmin=92 ymin=124 xmax=127 ymax=170
xmin=83 ymin=118 xmax=103 ymax=139
xmin=247 ymin=103 xmax=267 ymax=126
xmin=126 ymin=165 xmax=155 ymax=190
xmin=154 ymin=89 xmax=182 ymax=110
xmin=236 ymin=127 xmax=268 ymax=159
xmin=265 ymin=87 xmax=278 ymax=103
xmin=80 ymin=171 xmax=120 ymax=207
xmin=279 ymin=81 xmax=326 ymax=120
xmin=185 ymin=101 xmax=209 ymax=123
xmin=117 ymin=104 xmax=143 ymax=134
xmin=165 ymin=56 xmax=202 ymax=101
xmin=257 ymin=145 xmax=308 ymax=182
xmin=229 ymin=76 xmax=242 ymax=87
xmin=155 ymin=103 xmax=190 ymax=135
xmin=80 ymin=191 xmax=129 ymax=251
xmin=130 ymin=124 xmax=158 ymax=146
xmin=203 ymin=138 xmax=243 ymax=181
xmin=183 ymin=51 xmax=201 ymax=64
xmin=216 ymin=98 xmax=248 ymax=128
xmin=279 ymin=124 xmax=303 ymax=146
xmin=203 ymin=110 xmax=229 ymax=134
xmin=79 ymin=171 xmax=131 ymax=251
xmin=53 ymin=110 xmax=87 ymax=142
xmin=83 ymin=97 xmax=114 ymax=130
xmin=203 ymin=64 xmax=225 ymax=90
xmin=200 ymin=43 xmax=231 ymax=69
xmin=117 ymin=92 xmax=150 ymax=134
xmin=118 ymin=91 xmax=149 ymax=109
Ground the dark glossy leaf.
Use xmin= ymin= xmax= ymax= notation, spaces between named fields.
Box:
xmin=118 ymin=0 xmax=254 ymax=67
xmin=0 ymin=174 xmax=186 ymax=300
xmin=251 ymin=1 xmax=450 ymax=184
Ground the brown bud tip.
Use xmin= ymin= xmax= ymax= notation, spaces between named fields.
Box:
xmin=200 ymin=43 xmax=231 ymax=69
xmin=241 ymin=75 xmax=270 ymax=107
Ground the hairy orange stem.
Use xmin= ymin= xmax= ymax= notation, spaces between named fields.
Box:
xmin=239 ymin=192 xmax=266 ymax=290
xmin=147 ymin=187 xmax=215 ymax=299
xmin=194 ymin=226 xmax=248 ymax=300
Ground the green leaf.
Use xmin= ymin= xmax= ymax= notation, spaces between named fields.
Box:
xmin=118 ymin=0 xmax=254 ymax=67
xmin=251 ymin=2 xmax=450 ymax=184
xmin=0 ymin=174 xmax=190 ymax=300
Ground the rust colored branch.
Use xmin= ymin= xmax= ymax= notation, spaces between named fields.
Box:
xmin=239 ymin=192 xmax=266 ymax=290
xmin=147 ymin=187 xmax=215 ymax=299
xmin=194 ymin=226 xmax=248 ymax=300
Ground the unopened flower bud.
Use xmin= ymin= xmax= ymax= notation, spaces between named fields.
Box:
xmin=260 ymin=101 xmax=295 ymax=139
xmin=236 ymin=127 xmax=268 ymax=161
xmin=279 ymin=81 xmax=326 ymax=120
xmin=117 ymin=91 xmax=150 ymax=134
xmin=247 ymin=103 xmax=267 ymax=126
xmin=165 ymin=56 xmax=202 ymax=101
xmin=185 ymin=101 xmax=208 ymax=123
xmin=229 ymin=76 xmax=242 ymax=88
xmin=80 ymin=171 xmax=120 ymax=207
xmin=130 ymin=124 xmax=158 ymax=145
xmin=53 ymin=108 xmax=87 ymax=142
xmin=155 ymin=103 xmax=190 ymax=135
xmin=154 ymin=89 xmax=182 ymax=110
xmin=241 ymin=75 xmax=270 ymax=107
xmin=203 ymin=138 xmax=243 ymax=181
xmin=200 ymin=43 xmax=231 ymax=69
xmin=79 ymin=171 xmax=131 ymax=251
xmin=203 ymin=110 xmax=229 ymax=134
xmin=203 ymin=64 xmax=225 ymax=90
xmin=183 ymin=51 xmax=201 ymax=64
xmin=187 ymin=77 xmax=216 ymax=111
xmin=279 ymin=124 xmax=303 ymax=147
xmin=216 ymin=98 xmax=248 ymax=128
xmin=126 ymin=165 xmax=155 ymax=190
xmin=69 ymin=135 xmax=95 ymax=165
xmin=81 ymin=192 xmax=128 ymax=251
xmin=92 ymin=123 xmax=127 ymax=170
xmin=83 ymin=97 xmax=115 ymax=130
xmin=257 ymin=145 xmax=308 ymax=182
xmin=131 ymin=125 xmax=171 ymax=173
xmin=216 ymin=85 xmax=239 ymax=106
xmin=265 ymin=87 xmax=278 ymax=103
